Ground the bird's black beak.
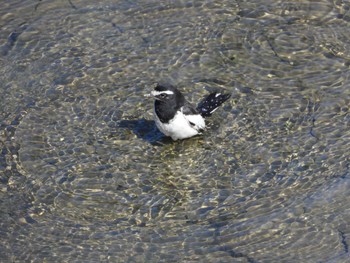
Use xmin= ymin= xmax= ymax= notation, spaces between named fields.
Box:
xmin=144 ymin=83 xmax=160 ymax=98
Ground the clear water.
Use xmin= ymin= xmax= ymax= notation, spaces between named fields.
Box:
xmin=1 ymin=0 xmax=349 ymax=262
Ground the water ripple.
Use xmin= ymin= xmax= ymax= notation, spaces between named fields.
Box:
xmin=1 ymin=0 xmax=350 ymax=262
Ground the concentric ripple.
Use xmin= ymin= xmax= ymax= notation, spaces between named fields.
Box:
xmin=15 ymin=94 xmax=155 ymax=223
xmin=1 ymin=0 xmax=350 ymax=262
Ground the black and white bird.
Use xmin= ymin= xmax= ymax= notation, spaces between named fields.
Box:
xmin=146 ymin=84 xmax=231 ymax=141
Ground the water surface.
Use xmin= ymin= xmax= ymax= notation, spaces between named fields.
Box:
xmin=1 ymin=0 xmax=350 ymax=262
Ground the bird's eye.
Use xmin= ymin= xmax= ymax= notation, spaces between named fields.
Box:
xmin=159 ymin=94 xmax=167 ymax=98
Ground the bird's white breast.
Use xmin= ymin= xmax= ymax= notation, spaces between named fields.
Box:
xmin=154 ymin=107 xmax=205 ymax=141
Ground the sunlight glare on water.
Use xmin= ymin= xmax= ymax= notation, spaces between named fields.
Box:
xmin=0 ymin=0 xmax=350 ymax=262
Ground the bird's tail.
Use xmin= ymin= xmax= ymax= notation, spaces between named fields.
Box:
xmin=197 ymin=92 xmax=231 ymax=117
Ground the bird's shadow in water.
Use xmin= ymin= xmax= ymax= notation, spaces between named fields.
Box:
xmin=117 ymin=118 xmax=173 ymax=145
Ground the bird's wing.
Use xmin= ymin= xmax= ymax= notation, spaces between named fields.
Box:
xmin=181 ymin=102 xmax=199 ymax=115
xmin=181 ymin=103 xmax=205 ymax=131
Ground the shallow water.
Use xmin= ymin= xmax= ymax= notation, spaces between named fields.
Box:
xmin=1 ymin=0 xmax=350 ymax=262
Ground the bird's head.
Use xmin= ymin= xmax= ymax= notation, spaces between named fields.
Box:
xmin=145 ymin=84 xmax=178 ymax=102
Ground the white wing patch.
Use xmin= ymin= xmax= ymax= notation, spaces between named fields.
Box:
xmin=184 ymin=114 xmax=205 ymax=130
xmin=154 ymin=108 xmax=206 ymax=140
